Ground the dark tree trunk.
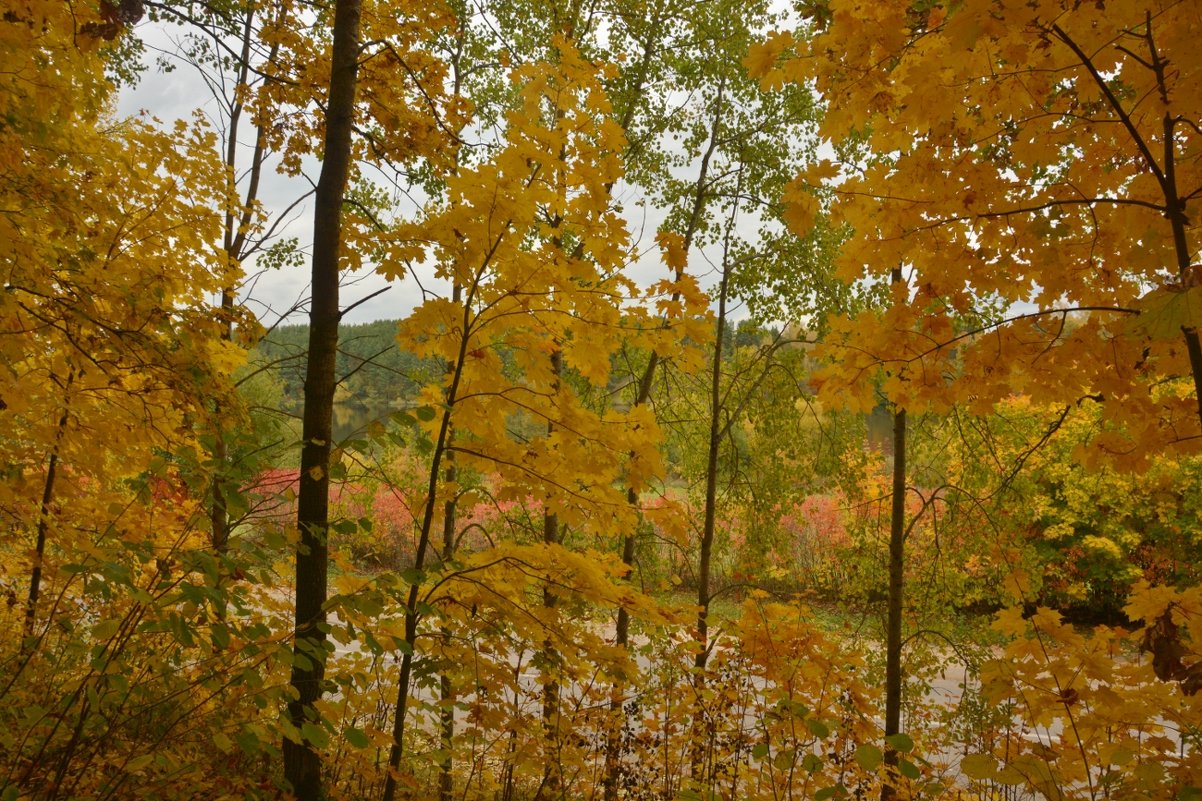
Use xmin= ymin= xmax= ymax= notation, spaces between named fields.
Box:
xmin=882 ymin=405 xmax=906 ymax=800
xmin=437 ymin=284 xmax=462 ymax=801
xmin=538 ymin=350 xmax=563 ymax=801
xmin=283 ymin=0 xmax=361 ymax=797
xmin=882 ymin=267 xmax=907 ymax=801
xmin=24 ymin=371 xmax=73 ymax=645
xmin=383 ymin=283 xmax=477 ymax=801
xmin=24 ymin=401 xmax=70 ymax=643
xmin=696 ymin=266 xmax=729 ymax=676
xmin=690 ymin=258 xmax=730 ymax=785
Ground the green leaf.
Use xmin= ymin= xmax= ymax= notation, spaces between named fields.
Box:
xmin=345 ymin=727 xmax=370 ymax=749
xmin=959 ymin=753 xmax=996 ymax=780
xmin=21 ymin=705 xmax=47 ymax=726
xmin=346 ymin=592 xmax=383 ymax=618
xmin=778 ymin=697 xmax=807 ymax=716
xmin=995 ymin=765 xmax=1026 ymax=786
xmin=802 ymin=753 xmax=823 ymax=774
xmin=805 ymin=718 xmax=830 ymax=739
xmin=236 ymin=728 xmax=262 ymax=756
xmin=210 ymin=622 xmax=230 ymax=650
xmin=362 ymin=631 xmax=385 ymax=655
xmin=3 ymin=785 xmax=19 ymax=801
xmin=1177 ymin=787 xmax=1202 ymax=801
xmin=885 ymin=732 xmax=914 ymax=753
xmin=751 ymin=742 xmax=769 ymax=760
xmin=92 ymin=619 xmax=121 ymax=640
xmin=854 ymin=743 xmax=883 ymax=771
xmin=301 ymin=722 xmax=330 ymax=749
xmin=899 ymin=758 xmax=921 ymax=780
xmin=126 ymin=754 xmax=154 ymax=773
xmin=1128 ymin=285 xmax=1202 ymax=340
xmin=773 ymin=749 xmax=795 ymax=770
xmin=415 ymin=405 xmax=437 ymax=422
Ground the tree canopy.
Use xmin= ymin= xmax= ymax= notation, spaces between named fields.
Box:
xmin=2 ymin=1 xmax=1202 ymax=800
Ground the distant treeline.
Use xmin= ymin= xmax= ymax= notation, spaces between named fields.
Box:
xmin=256 ymin=320 xmax=442 ymax=410
xmin=256 ymin=317 xmax=785 ymax=412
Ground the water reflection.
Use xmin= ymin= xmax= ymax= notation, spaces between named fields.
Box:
xmin=332 ymin=404 xmax=401 ymax=443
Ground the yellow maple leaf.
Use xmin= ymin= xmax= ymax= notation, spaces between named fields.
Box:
xmin=656 ymin=230 xmax=688 ymax=271
xmin=780 ymin=177 xmax=819 ymax=237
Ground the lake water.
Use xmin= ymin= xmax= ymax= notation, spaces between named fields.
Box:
xmin=331 ymin=403 xmax=405 ymax=443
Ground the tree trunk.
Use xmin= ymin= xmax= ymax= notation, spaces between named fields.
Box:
xmin=882 ymin=405 xmax=906 ymax=800
xmin=690 ymin=258 xmax=730 ymax=785
xmin=211 ymin=4 xmax=275 ymax=555
xmin=436 ymin=457 xmax=457 ymax=801
xmin=383 ymin=283 xmax=478 ymax=801
xmin=283 ymin=0 xmax=361 ymax=797
xmin=437 ymin=283 xmax=462 ymax=801
xmin=696 ymin=268 xmax=728 ymax=675
xmin=882 ymin=268 xmax=907 ymax=801
xmin=24 ymin=376 xmax=72 ymax=644
xmin=538 ymin=350 xmax=563 ymax=801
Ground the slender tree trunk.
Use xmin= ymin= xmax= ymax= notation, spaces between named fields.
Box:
xmin=434 ymin=40 xmax=469 ymax=796
xmin=882 ymin=406 xmax=906 ymax=793
xmin=607 ymin=51 xmax=718 ymax=800
xmin=538 ymin=350 xmax=564 ymax=801
xmin=689 ymin=259 xmax=730 ymax=786
xmin=209 ymin=431 xmax=230 ymax=552
xmin=208 ymin=7 xmax=254 ymax=554
xmin=283 ymin=0 xmax=361 ymax=797
xmin=696 ymin=268 xmax=728 ymax=675
xmin=438 ymin=286 xmax=461 ymax=801
xmin=437 ymin=485 xmax=456 ymax=801
xmin=26 ymin=452 xmax=61 ymax=640
xmin=24 ymin=375 xmax=72 ymax=643
xmin=210 ymin=5 xmax=275 ymax=554
xmin=602 ymin=357 xmax=657 ymax=801
xmin=383 ymin=280 xmax=480 ymax=801
xmin=688 ymin=125 xmax=739 ymax=789
xmin=882 ymin=265 xmax=907 ymax=801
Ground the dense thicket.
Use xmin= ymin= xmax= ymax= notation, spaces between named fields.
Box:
xmin=3 ymin=1 xmax=1202 ymax=800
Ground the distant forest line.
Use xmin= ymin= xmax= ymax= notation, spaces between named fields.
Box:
xmin=257 ymin=317 xmax=781 ymax=411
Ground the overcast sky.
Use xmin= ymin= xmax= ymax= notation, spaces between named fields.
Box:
xmin=117 ymin=22 xmax=415 ymax=326
xmin=117 ymin=19 xmax=745 ymax=329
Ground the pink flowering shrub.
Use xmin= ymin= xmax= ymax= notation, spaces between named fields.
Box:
xmin=246 ymin=460 xmax=535 ymax=570
xmin=779 ymin=494 xmax=851 ymax=591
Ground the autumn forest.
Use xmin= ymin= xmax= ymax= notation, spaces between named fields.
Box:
xmin=3 ymin=0 xmax=1202 ymax=799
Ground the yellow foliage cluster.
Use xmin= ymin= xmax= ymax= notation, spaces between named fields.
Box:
xmin=7 ymin=1 xmax=1202 ymax=800
xmin=393 ymin=37 xmax=705 ymax=540
xmin=753 ymin=0 xmax=1202 ymax=462
xmin=0 ymin=4 xmax=283 ymax=798
xmin=966 ymin=590 xmax=1202 ymax=800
